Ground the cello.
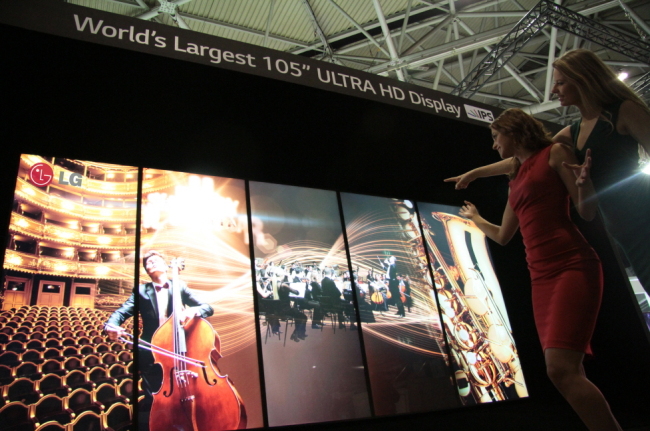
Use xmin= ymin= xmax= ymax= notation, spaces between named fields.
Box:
xmin=399 ymin=281 xmax=407 ymax=304
xmin=149 ymin=257 xmax=246 ymax=431
xmin=368 ymin=269 xmax=383 ymax=306
xmin=370 ymin=288 xmax=385 ymax=306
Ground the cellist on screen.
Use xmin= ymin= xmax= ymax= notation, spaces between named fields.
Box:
xmin=105 ymin=250 xmax=241 ymax=431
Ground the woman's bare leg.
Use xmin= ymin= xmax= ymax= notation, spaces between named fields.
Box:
xmin=545 ymin=348 xmax=621 ymax=431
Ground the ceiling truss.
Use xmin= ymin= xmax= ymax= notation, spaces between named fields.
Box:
xmin=452 ymin=0 xmax=650 ymax=101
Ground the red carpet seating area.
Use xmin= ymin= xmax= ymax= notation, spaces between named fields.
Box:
xmin=0 ymin=306 xmax=134 ymax=431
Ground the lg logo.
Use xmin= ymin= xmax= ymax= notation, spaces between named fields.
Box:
xmin=28 ymin=163 xmax=83 ymax=188
xmin=59 ymin=172 xmax=83 ymax=187
xmin=29 ymin=163 xmax=53 ymax=187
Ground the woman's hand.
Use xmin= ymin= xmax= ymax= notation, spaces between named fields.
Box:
xmin=444 ymin=171 xmax=476 ymax=189
xmin=459 ymin=201 xmax=479 ymax=220
xmin=562 ymin=148 xmax=592 ymax=187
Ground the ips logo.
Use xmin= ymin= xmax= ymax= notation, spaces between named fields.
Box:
xmin=464 ymin=105 xmax=495 ymax=123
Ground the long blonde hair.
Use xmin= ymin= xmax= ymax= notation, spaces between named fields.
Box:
xmin=491 ymin=108 xmax=553 ymax=179
xmin=552 ymin=49 xmax=650 ymax=120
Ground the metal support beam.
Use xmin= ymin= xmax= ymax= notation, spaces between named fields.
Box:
xmin=452 ymin=0 xmax=650 ymax=99
xmin=397 ymin=0 xmax=414 ymax=54
xmin=136 ymin=7 xmax=162 ymax=20
xmin=363 ymin=0 xmax=615 ymax=76
xmin=544 ymin=2 xmax=560 ymax=102
xmin=546 ymin=2 xmax=650 ymax=63
xmin=456 ymin=19 xmax=542 ymax=100
xmin=458 ymin=11 xmax=526 ymax=18
xmin=372 ymin=0 xmax=405 ymax=81
xmin=418 ymin=0 xmax=451 ymax=13
xmin=173 ymin=12 xmax=190 ymax=30
xmin=178 ymin=12 xmax=313 ymax=49
xmin=403 ymin=15 xmax=453 ymax=56
xmin=433 ymin=26 xmax=452 ymax=90
xmin=264 ymin=0 xmax=276 ymax=48
xmin=329 ymin=0 xmax=513 ymax=58
xmin=136 ymin=0 xmax=193 ymax=24
xmin=480 ymin=66 xmax=548 ymax=87
xmin=290 ymin=1 xmax=448 ymax=55
xmin=411 ymin=78 xmax=533 ymax=104
xmin=325 ymin=0 xmax=391 ymax=58
xmin=522 ymin=100 xmax=561 ymax=114
xmin=449 ymin=1 xmax=465 ymax=80
xmin=366 ymin=24 xmax=510 ymax=74
xmin=631 ymin=71 xmax=650 ymax=98
xmin=616 ymin=0 xmax=650 ymax=39
xmin=302 ymin=0 xmax=333 ymax=58
xmin=451 ymin=2 xmax=547 ymax=98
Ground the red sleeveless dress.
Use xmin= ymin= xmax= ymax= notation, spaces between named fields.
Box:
xmin=509 ymin=145 xmax=602 ymax=355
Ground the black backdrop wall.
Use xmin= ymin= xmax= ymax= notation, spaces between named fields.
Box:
xmin=1 ymin=23 xmax=649 ymax=431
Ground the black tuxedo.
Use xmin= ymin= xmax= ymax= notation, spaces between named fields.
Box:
xmin=386 ymin=263 xmax=396 ymax=281
xmin=106 ymin=279 xmax=213 ymax=355
xmin=385 ymin=262 xmax=404 ymax=316
xmin=321 ymin=276 xmax=345 ymax=325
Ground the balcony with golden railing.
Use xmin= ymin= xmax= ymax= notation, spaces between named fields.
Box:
xmin=15 ymin=178 xmax=137 ymax=223
xmin=20 ymin=155 xmax=177 ymax=196
xmin=20 ymin=155 xmax=140 ymax=196
xmin=3 ymin=250 xmax=134 ymax=281
xmin=79 ymin=169 xmax=174 ymax=194
xmin=9 ymin=212 xmax=136 ymax=250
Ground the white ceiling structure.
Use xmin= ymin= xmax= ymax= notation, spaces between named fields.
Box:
xmin=68 ymin=0 xmax=650 ymax=125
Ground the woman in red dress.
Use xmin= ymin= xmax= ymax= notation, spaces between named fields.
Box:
xmin=460 ymin=109 xmax=620 ymax=431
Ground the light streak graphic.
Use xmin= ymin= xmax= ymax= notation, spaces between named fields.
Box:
xmin=260 ymin=241 xmax=348 ymax=270
xmin=254 ymin=205 xmax=446 ymax=358
xmin=140 ymin=173 xmax=255 ymax=358
xmin=343 ymin=208 xmax=446 ymax=358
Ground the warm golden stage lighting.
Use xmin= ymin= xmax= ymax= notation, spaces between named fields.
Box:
xmin=60 ymin=200 xmax=75 ymax=210
xmin=54 ymin=263 xmax=69 ymax=272
xmin=6 ymin=255 xmax=23 ymax=266
xmin=16 ymin=218 xmax=29 ymax=228
xmin=143 ymin=175 xmax=240 ymax=232
xmin=95 ymin=266 xmax=110 ymax=275
xmin=56 ymin=230 xmax=74 ymax=239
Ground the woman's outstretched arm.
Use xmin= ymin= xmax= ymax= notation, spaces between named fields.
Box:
xmin=444 ymin=159 xmax=513 ymax=189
